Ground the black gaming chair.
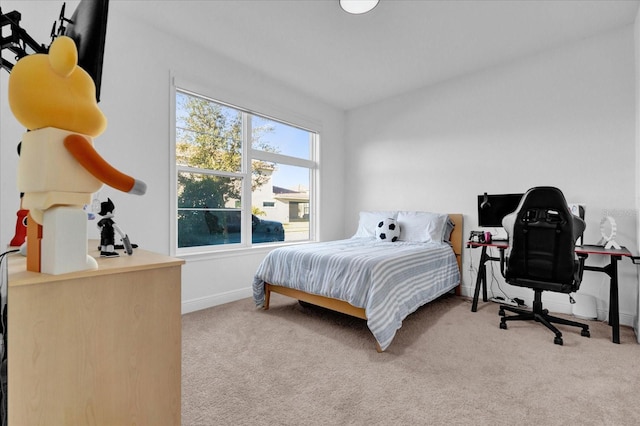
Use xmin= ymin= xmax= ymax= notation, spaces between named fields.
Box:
xmin=499 ymin=186 xmax=589 ymax=345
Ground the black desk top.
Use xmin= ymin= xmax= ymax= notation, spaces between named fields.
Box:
xmin=576 ymin=244 xmax=632 ymax=257
xmin=467 ymin=241 xmax=632 ymax=257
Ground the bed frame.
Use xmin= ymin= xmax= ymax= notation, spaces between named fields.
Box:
xmin=262 ymin=214 xmax=464 ymax=352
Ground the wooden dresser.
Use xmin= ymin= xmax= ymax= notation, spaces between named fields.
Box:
xmin=7 ymin=244 xmax=184 ymax=425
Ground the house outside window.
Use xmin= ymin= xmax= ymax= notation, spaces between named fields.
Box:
xmin=174 ymin=88 xmax=317 ymax=252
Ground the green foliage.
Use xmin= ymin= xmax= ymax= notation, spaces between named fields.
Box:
xmin=176 ymin=94 xmax=242 ymax=175
xmin=176 ymin=93 xmax=278 ymax=211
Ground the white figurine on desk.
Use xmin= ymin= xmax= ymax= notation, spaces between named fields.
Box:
xmin=598 ymin=216 xmax=621 ymax=249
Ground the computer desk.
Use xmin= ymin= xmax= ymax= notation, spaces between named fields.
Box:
xmin=467 ymin=240 xmax=634 ymax=344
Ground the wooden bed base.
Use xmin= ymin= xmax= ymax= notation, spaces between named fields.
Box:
xmin=263 ymin=214 xmax=464 ymax=352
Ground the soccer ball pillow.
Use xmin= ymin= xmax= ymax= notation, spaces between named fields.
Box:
xmin=376 ymin=218 xmax=400 ymax=242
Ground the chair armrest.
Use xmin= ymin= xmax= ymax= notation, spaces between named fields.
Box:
xmin=575 ymin=252 xmax=588 ymax=285
xmin=499 ymin=248 xmax=507 ymax=278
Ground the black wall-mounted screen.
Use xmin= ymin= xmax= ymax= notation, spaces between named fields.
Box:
xmin=477 ymin=193 xmax=524 ymax=227
xmin=63 ymin=0 xmax=109 ymax=102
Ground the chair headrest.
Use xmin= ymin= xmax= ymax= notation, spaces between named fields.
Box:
xmin=515 ymin=186 xmax=568 ymax=212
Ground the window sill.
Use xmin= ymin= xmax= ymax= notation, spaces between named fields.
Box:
xmin=175 ymin=240 xmax=314 ymax=263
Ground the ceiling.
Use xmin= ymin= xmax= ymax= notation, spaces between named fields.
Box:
xmin=120 ymin=0 xmax=640 ymax=110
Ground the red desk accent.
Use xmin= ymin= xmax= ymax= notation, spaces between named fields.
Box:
xmin=467 ymin=241 xmax=633 ymax=344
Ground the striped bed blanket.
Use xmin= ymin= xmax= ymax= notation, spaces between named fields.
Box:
xmin=252 ymin=237 xmax=460 ymax=350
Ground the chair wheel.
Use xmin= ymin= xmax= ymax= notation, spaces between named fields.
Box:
xmin=499 ymin=321 xmax=507 ymax=330
xmin=554 ymin=336 xmax=563 ymax=345
xmin=581 ymin=329 xmax=590 ymax=338
xmin=498 ymin=308 xmax=505 ymax=317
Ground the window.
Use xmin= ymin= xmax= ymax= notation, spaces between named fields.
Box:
xmin=174 ymin=88 xmax=317 ymax=252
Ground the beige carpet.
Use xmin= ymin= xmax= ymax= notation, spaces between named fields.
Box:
xmin=182 ymin=294 xmax=639 ymax=425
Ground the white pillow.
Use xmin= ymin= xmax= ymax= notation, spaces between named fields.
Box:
xmin=397 ymin=211 xmax=449 ymax=243
xmin=353 ymin=211 xmax=398 ymax=238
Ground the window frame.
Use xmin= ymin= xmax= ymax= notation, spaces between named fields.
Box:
xmin=170 ymin=76 xmax=319 ymax=256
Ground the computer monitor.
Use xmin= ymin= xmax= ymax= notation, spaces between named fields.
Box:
xmin=477 ymin=193 xmax=524 ymax=227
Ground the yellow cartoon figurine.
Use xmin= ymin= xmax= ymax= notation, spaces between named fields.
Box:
xmin=8 ymin=36 xmax=146 ymax=274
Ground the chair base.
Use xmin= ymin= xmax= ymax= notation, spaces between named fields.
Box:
xmin=498 ymin=292 xmax=590 ymax=345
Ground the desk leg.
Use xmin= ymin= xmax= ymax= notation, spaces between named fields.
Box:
xmin=584 ymin=256 xmax=621 ymax=344
xmin=608 ymin=256 xmax=620 ymax=344
xmin=471 ymin=246 xmax=488 ymax=312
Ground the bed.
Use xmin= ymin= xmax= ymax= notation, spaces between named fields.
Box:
xmin=252 ymin=212 xmax=463 ymax=352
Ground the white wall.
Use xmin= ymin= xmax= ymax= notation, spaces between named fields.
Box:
xmin=0 ymin=1 xmax=346 ymax=313
xmin=345 ymin=26 xmax=639 ymax=326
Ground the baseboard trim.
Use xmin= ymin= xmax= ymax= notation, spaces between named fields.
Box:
xmin=182 ymin=288 xmax=253 ymax=314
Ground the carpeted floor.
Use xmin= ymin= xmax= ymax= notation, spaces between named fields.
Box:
xmin=182 ymin=294 xmax=639 ymax=425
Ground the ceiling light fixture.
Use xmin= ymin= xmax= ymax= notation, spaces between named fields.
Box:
xmin=340 ymin=0 xmax=379 ymax=15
